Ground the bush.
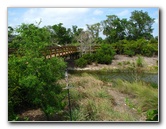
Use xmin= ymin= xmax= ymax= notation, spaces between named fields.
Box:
xmin=94 ymin=44 xmax=115 ymax=64
xmin=8 ymin=23 xmax=67 ymax=121
xmin=76 ymin=44 xmax=115 ymax=66
xmin=124 ymin=49 xmax=135 ymax=57
xmin=113 ymin=38 xmax=158 ymax=57
xmin=112 ymin=40 xmax=128 ymax=54
xmin=82 ymin=53 xmax=95 ymax=64
xmin=94 ymin=53 xmax=112 ymax=64
xmin=75 ymin=57 xmax=88 ymax=68
xmin=142 ymin=43 xmax=158 ymax=57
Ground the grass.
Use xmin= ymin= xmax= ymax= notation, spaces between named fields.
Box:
xmin=113 ymin=79 xmax=158 ymax=112
xmin=136 ymin=55 xmax=144 ymax=67
xmin=58 ymin=72 xmax=158 ymax=121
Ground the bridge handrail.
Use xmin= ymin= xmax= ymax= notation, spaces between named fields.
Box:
xmin=8 ymin=45 xmax=100 ymax=56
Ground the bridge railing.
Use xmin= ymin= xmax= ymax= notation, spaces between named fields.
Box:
xmin=8 ymin=45 xmax=100 ymax=58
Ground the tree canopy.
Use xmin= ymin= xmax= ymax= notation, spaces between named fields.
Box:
xmin=8 ymin=10 xmax=157 ymax=46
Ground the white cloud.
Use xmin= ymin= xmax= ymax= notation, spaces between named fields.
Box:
xmin=41 ymin=8 xmax=89 ymax=16
xmin=117 ymin=10 xmax=130 ymax=17
xmin=21 ymin=8 xmax=90 ymax=28
xmin=93 ymin=9 xmax=103 ymax=15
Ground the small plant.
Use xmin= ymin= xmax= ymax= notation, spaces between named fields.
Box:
xmin=125 ymin=97 xmax=135 ymax=109
xmin=97 ymin=90 xmax=109 ymax=98
xmin=136 ymin=56 xmax=144 ymax=67
xmin=123 ymin=61 xmax=130 ymax=65
xmin=118 ymin=62 xmax=122 ymax=66
xmin=146 ymin=109 xmax=158 ymax=121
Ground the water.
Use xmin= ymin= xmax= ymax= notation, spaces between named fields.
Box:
xmin=68 ymin=70 xmax=158 ymax=85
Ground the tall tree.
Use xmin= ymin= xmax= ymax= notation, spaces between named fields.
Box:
xmin=52 ymin=23 xmax=72 ymax=45
xmin=71 ymin=25 xmax=83 ymax=43
xmin=128 ymin=10 xmax=155 ymax=40
xmin=101 ymin=15 xmax=127 ymax=43
xmin=86 ymin=23 xmax=102 ymax=44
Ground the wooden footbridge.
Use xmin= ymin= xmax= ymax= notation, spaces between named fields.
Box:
xmin=8 ymin=45 xmax=100 ymax=59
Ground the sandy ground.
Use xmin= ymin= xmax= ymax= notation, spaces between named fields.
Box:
xmin=70 ymin=55 xmax=158 ymax=70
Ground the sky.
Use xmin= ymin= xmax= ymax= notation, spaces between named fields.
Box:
xmin=8 ymin=7 xmax=159 ymax=37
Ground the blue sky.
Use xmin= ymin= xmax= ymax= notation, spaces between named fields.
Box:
xmin=8 ymin=7 xmax=159 ymax=37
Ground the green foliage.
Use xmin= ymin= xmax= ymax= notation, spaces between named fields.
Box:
xmin=82 ymin=53 xmax=95 ymax=64
xmin=101 ymin=10 xmax=155 ymax=42
xmin=136 ymin=56 xmax=144 ymax=67
xmin=86 ymin=23 xmax=102 ymax=44
xmin=124 ymin=49 xmax=135 ymax=57
xmin=142 ymin=43 xmax=158 ymax=57
xmin=146 ymin=109 xmax=158 ymax=121
xmin=114 ymin=79 xmax=158 ymax=113
xmin=129 ymin=10 xmax=155 ymax=40
xmin=8 ymin=23 xmax=67 ymax=121
xmin=111 ymin=40 xmax=127 ymax=54
xmin=75 ymin=44 xmax=115 ymax=68
xmin=94 ymin=44 xmax=115 ymax=64
xmin=112 ymin=38 xmax=158 ymax=57
xmin=75 ymin=57 xmax=88 ymax=68
xmin=51 ymin=23 xmax=72 ymax=45
xmin=101 ymin=15 xmax=127 ymax=43
xmin=9 ymin=23 xmax=51 ymax=49
xmin=125 ymin=97 xmax=135 ymax=109
xmin=95 ymin=53 xmax=112 ymax=64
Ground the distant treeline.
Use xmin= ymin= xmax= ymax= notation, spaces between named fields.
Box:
xmin=8 ymin=10 xmax=158 ymax=48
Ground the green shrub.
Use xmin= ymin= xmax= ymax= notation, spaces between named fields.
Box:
xmin=111 ymin=39 xmax=128 ymax=54
xmin=75 ymin=57 xmax=88 ymax=68
xmin=8 ymin=23 xmax=67 ymax=121
xmin=124 ymin=49 xmax=135 ymax=57
xmin=82 ymin=53 xmax=95 ymax=64
xmin=94 ymin=44 xmax=115 ymax=64
xmin=114 ymin=38 xmax=158 ymax=57
xmin=142 ymin=43 xmax=158 ymax=57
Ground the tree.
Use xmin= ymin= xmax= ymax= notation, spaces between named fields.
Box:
xmin=71 ymin=25 xmax=83 ymax=43
xmin=86 ymin=23 xmax=102 ymax=44
xmin=51 ymin=23 xmax=72 ymax=45
xmin=101 ymin=15 xmax=127 ymax=43
xmin=8 ymin=26 xmax=14 ymax=37
xmin=77 ymin=30 xmax=93 ymax=56
xmin=8 ymin=26 xmax=17 ymax=45
xmin=8 ymin=23 xmax=66 ymax=120
xmin=128 ymin=10 xmax=155 ymax=40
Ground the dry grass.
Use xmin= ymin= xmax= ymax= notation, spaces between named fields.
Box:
xmin=59 ymin=73 xmax=151 ymax=121
xmin=113 ymin=79 xmax=158 ymax=112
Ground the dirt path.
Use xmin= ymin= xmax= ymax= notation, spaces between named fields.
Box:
xmin=107 ymin=88 xmax=146 ymax=121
